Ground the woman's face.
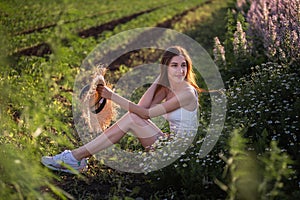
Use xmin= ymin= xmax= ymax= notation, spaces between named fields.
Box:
xmin=167 ymin=55 xmax=187 ymax=84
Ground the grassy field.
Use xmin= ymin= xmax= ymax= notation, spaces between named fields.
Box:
xmin=1 ymin=0 xmax=299 ymax=199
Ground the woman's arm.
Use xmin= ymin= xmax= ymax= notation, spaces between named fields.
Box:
xmin=97 ymin=85 xmax=149 ymax=118
xmin=147 ymin=89 xmax=195 ymax=118
xmin=137 ymin=76 xmax=166 ymax=108
xmin=97 ymin=85 xmax=195 ymax=119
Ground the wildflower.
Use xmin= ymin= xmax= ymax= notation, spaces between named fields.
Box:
xmin=213 ymin=37 xmax=226 ymax=67
xmin=233 ymin=21 xmax=249 ymax=56
xmin=247 ymin=0 xmax=300 ymax=63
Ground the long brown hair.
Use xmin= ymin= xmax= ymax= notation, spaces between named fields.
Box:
xmin=156 ymin=46 xmax=202 ymax=94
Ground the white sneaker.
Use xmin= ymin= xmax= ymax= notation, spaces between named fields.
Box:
xmin=41 ymin=150 xmax=88 ymax=174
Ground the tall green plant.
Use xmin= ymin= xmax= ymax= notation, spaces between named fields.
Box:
xmin=0 ymin=143 xmax=69 ymax=199
xmin=216 ymin=129 xmax=260 ymax=200
xmin=216 ymin=129 xmax=294 ymax=200
xmin=259 ymin=141 xmax=294 ymax=199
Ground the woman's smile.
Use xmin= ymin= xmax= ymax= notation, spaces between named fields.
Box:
xmin=168 ymin=55 xmax=187 ymax=84
xmin=174 ymin=74 xmax=184 ymax=79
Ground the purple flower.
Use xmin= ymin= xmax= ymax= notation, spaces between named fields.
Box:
xmin=246 ymin=0 xmax=300 ymax=63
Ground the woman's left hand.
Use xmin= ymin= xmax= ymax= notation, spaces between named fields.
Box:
xmin=96 ymin=85 xmax=113 ymax=99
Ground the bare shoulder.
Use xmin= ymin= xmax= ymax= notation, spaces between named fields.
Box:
xmin=181 ymin=84 xmax=197 ymax=97
xmin=166 ymin=83 xmax=197 ymax=101
xmin=178 ymin=84 xmax=198 ymax=110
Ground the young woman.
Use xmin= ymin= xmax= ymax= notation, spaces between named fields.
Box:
xmin=42 ymin=46 xmax=203 ymax=173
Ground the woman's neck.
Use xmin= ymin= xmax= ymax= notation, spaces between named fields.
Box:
xmin=169 ymin=81 xmax=186 ymax=92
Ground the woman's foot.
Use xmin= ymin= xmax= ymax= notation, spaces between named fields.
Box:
xmin=41 ymin=150 xmax=88 ymax=174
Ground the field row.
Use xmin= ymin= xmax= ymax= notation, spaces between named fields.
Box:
xmin=2 ymin=0 xmax=170 ymax=34
xmin=2 ymin=0 xmax=208 ymax=56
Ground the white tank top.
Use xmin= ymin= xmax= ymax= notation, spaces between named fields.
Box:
xmin=164 ymin=107 xmax=198 ymax=131
xmin=164 ymin=89 xmax=199 ymax=135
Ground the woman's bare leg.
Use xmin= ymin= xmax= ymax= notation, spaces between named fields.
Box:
xmin=72 ymin=112 xmax=163 ymax=160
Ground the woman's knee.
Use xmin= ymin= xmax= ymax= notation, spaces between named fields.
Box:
xmin=115 ymin=112 xmax=146 ymax=132
xmin=128 ymin=113 xmax=148 ymax=126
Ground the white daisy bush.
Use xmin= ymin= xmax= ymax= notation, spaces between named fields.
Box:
xmin=225 ymin=62 xmax=299 ymax=154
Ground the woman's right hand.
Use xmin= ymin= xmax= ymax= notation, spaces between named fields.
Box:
xmin=96 ymin=85 xmax=113 ymax=100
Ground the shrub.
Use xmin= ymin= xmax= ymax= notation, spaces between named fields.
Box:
xmin=225 ymin=62 xmax=299 ymax=153
xmin=224 ymin=62 xmax=299 ymax=198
